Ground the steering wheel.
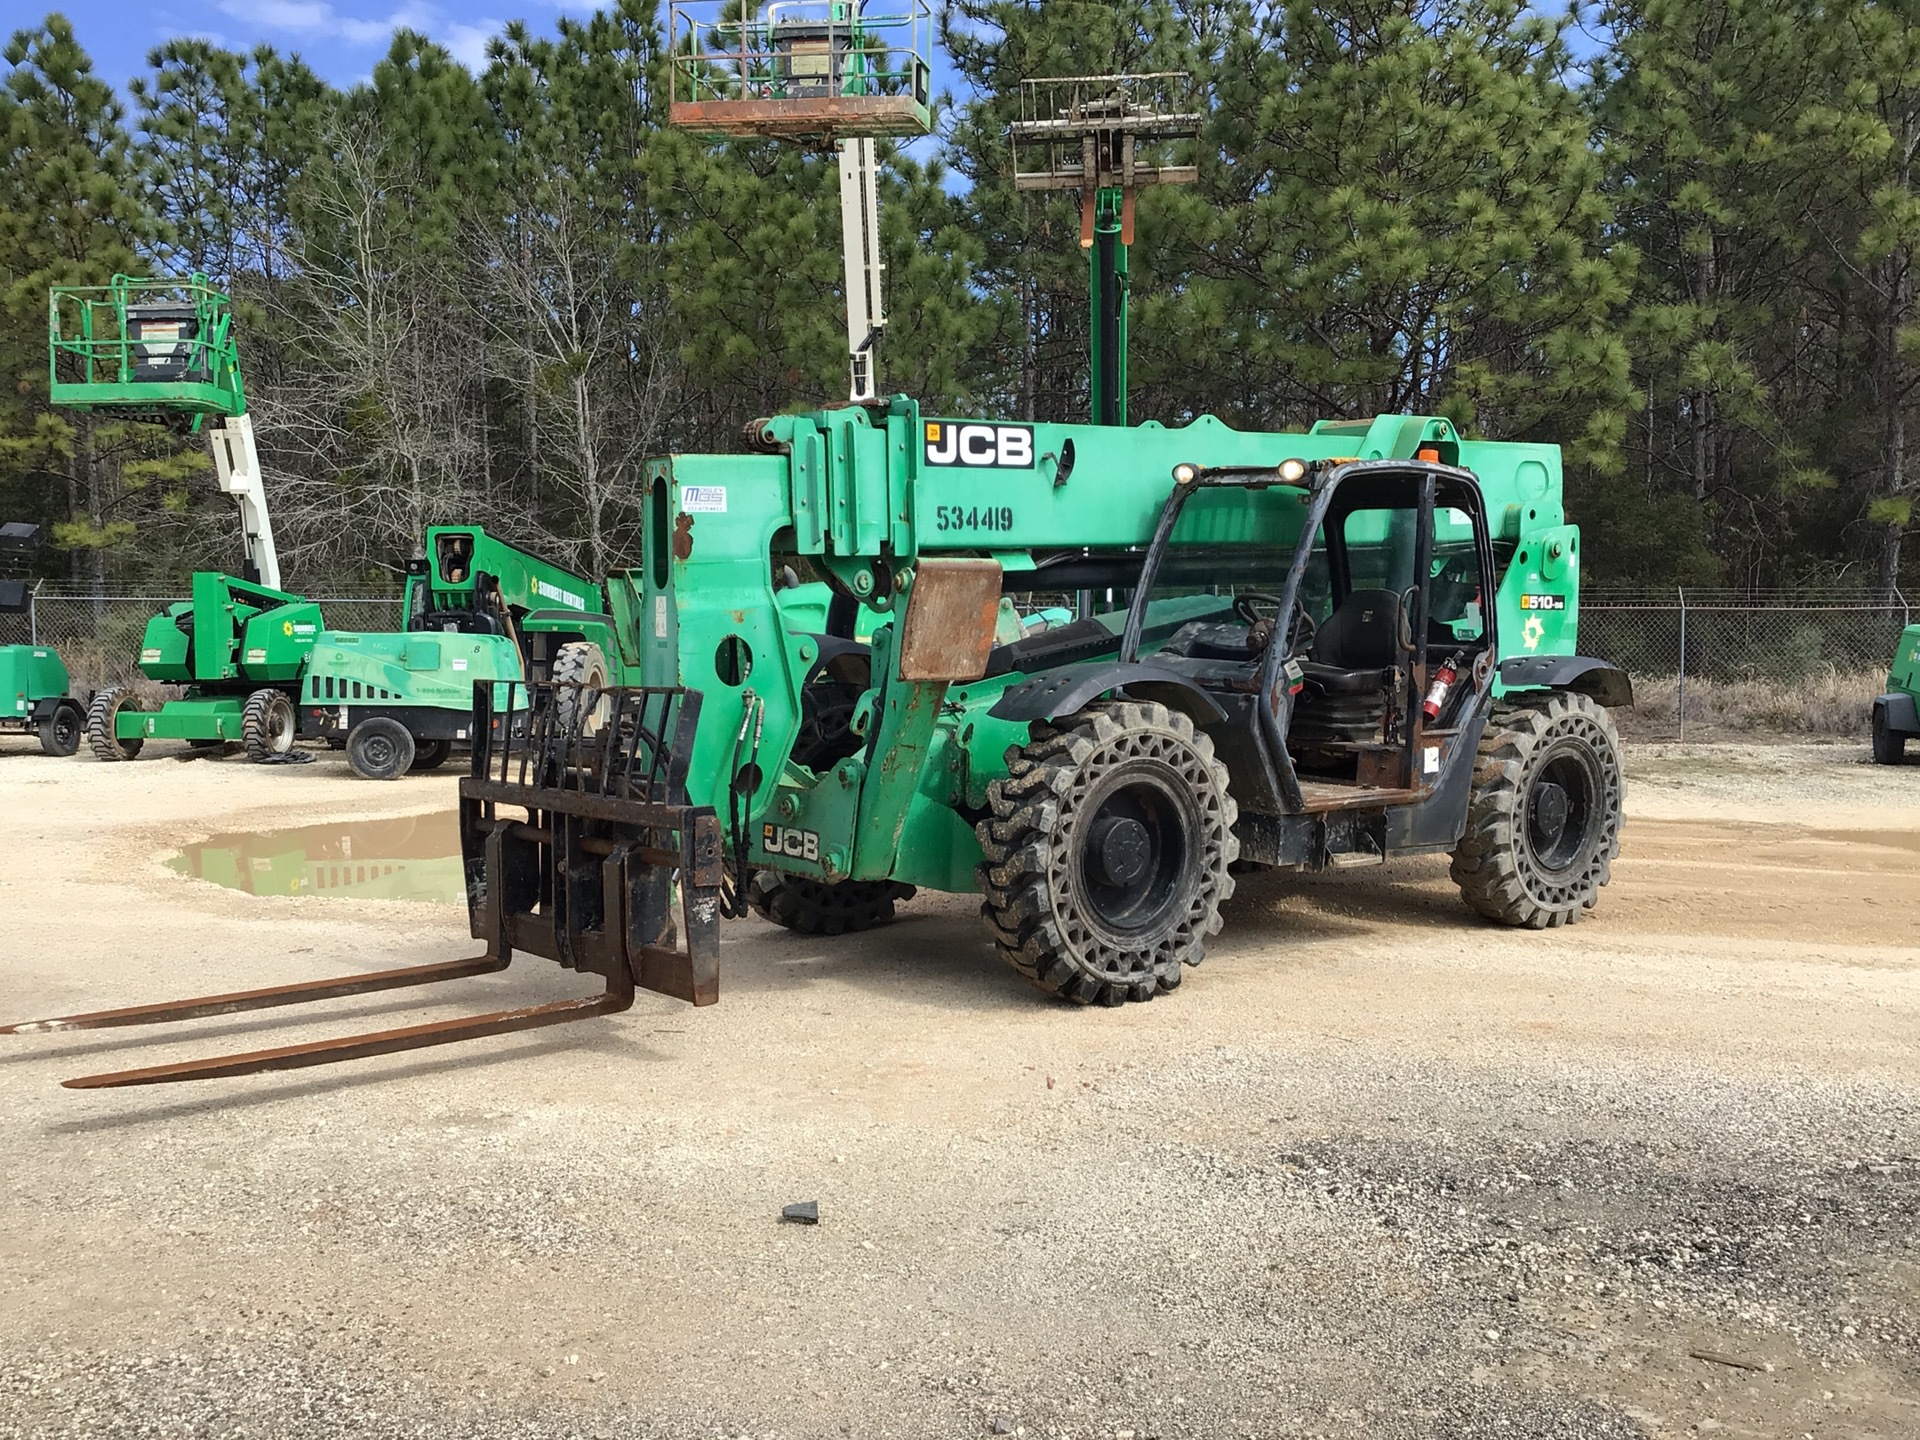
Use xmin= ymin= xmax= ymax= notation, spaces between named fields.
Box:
xmin=1232 ymin=591 xmax=1288 ymax=626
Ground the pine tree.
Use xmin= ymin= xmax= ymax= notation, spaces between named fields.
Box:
xmin=0 ymin=15 xmax=162 ymax=589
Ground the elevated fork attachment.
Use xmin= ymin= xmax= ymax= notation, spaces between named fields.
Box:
xmin=4 ymin=682 xmax=721 ymax=1089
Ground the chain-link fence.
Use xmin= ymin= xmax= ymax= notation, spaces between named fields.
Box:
xmin=1583 ymin=589 xmax=1909 ymax=739
xmin=5 ymin=582 xmax=1905 ymax=740
xmin=1 ymin=587 xmax=404 ymax=696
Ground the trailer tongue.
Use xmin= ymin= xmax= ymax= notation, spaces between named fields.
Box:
xmin=3 ymin=678 xmax=721 ymax=1088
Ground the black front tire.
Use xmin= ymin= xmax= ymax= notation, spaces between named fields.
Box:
xmin=242 ymin=688 xmax=296 ymax=762
xmin=347 ymin=716 xmax=415 ymax=780
xmin=409 ymin=737 xmax=454 ymax=772
xmin=38 ymin=702 xmax=83 ymax=757
xmin=86 ymin=688 xmax=144 ymax=761
xmin=747 ymin=871 xmax=915 ymax=936
xmin=1451 ymin=692 xmax=1625 ymax=928
xmin=977 ymin=700 xmax=1239 ymax=1006
xmin=1872 ymin=706 xmax=1907 ymax=765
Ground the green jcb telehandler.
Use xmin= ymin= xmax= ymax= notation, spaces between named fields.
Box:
xmin=7 ymin=400 xmax=1633 ymax=1088
xmin=49 ymin=274 xmax=321 ymax=762
xmin=302 ymin=526 xmax=607 ymax=779
xmin=0 ymin=523 xmax=87 ymax=756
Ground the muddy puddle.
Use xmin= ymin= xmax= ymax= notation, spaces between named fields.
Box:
xmin=167 ymin=812 xmax=464 ymax=904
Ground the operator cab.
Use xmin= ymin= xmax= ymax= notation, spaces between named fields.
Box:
xmin=1124 ymin=458 xmax=1499 ymax=814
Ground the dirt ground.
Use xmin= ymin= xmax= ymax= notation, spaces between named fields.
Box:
xmin=0 ymin=738 xmax=1914 ymax=1440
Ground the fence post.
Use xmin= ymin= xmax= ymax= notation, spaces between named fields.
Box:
xmin=27 ymin=581 xmax=36 ymax=645
xmin=1676 ymin=585 xmax=1686 ymax=743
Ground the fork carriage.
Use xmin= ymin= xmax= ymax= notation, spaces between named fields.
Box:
xmin=2 ymin=679 xmax=721 ymax=1088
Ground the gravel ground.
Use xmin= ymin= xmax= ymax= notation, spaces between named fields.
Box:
xmin=0 ymin=739 xmax=1914 ymax=1439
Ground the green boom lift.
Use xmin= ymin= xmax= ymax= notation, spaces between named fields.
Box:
xmin=49 ymin=273 xmax=322 ymax=762
xmin=5 ymin=36 xmax=1633 ymax=1088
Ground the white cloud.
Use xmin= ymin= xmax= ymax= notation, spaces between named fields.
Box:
xmin=216 ymin=0 xmax=439 ymax=47
xmin=212 ymin=0 xmax=504 ymax=70
xmin=442 ymin=19 xmax=503 ymax=68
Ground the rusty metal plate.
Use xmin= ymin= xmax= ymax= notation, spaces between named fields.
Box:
xmin=898 ymin=558 xmax=1002 ymax=682
xmin=669 ymin=97 xmax=931 ymax=142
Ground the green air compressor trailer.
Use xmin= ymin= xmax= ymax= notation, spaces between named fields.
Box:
xmin=301 ymin=526 xmax=606 ymax=779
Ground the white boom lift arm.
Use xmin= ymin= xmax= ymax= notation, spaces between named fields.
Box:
xmin=206 ymin=413 xmax=282 ymax=592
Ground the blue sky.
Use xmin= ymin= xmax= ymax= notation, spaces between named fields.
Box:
xmin=23 ymin=0 xmax=578 ymax=87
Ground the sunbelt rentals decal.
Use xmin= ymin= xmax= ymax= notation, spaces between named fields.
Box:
xmin=530 ymin=577 xmax=589 ymax=611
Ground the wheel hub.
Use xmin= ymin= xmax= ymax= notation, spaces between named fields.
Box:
xmin=1530 ymin=781 xmax=1570 ymax=848
xmin=1089 ymin=815 xmax=1152 ymax=887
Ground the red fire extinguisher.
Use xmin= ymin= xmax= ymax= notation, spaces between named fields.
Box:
xmin=1423 ymin=650 xmax=1467 ymax=723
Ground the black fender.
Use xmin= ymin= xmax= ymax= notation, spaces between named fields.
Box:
xmin=1875 ymin=692 xmax=1920 ymax=736
xmin=28 ymin=696 xmax=76 ymax=725
xmin=988 ymin=662 xmax=1228 ymax=726
xmin=802 ymin=633 xmax=871 ymax=686
xmin=1498 ymin=654 xmax=1634 ymax=708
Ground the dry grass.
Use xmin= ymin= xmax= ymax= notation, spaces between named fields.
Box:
xmin=1618 ymin=666 xmax=1882 ymax=739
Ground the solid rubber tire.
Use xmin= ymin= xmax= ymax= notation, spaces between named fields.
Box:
xmin=347 ymin=716 xmax=415 ymax=780
xmin=976 ymin=700 xmax=1238 ymax=1006
xmin=1450 ymin=692 xmax=1625 ymax=928
xmin=1872 ymin=706 xmax=1906 ymax=765
xmin=38 ymin=702 xmax=83 ymax=757
xmin=746 ymin=870 xmax=915 ymax=936
xmin=550 ymin=641 xmax=610 ymax=738
xmin=86 ymin=688 xmax=143 ymax=761
xmin=242 ymin=688 xmax=296 ymax=762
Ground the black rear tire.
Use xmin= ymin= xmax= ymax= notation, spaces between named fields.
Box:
xmin=1451 ymin=692 xmax=1625 ymax=928
xmin=347 ymin=716 xmax=415 ymax=780
xmin=409 ymin=737 xmax=454 ymax=772
xmin=747 ymin=871 xmax=914 ymax=935
xmin=1872 ymin=706 xmax=1907 ymax=765
xmin=242 ymin=688 xmax=296 ymax=762
xmin=38 ymin=702 xmax=83 ymax=757
xmin=977 ymin=700 xmax=1238 ymax=1005
xmin=86 ymin=687 xmax=144 ymax=761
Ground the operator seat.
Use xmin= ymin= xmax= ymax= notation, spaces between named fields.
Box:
xmin=1292 ymin=589 xmax=1409 ymax=745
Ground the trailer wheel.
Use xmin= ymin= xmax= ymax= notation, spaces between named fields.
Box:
xmin=346 ymin=717 xmax=415 ymax=780
xmin=242 ymin=689 xmax=296 ymax=762
xmin=86 ymin=688 xmax=143 ymax=761
xmin=1872 ymin=705 xmax=1906 ymax=765
xmin=977 ymin=700 xmax=1239 ymax=1006
xmin=1451 ymin=692 xmax=1624 ymax=929
xmin=550 ymin=641 xmax=611 ymax=738
xmin=38 ymin=701 xmax=83 ymax=757
xmin=747 ymin=871 xmax=915 ymax=935
xmin=409 ymin=737 xmax=454 ymax=772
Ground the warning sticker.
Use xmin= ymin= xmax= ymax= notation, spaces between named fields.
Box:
xmin=682 ymin=485 xmax=727 ymax=513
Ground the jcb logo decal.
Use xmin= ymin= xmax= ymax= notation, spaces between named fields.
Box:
xmin=924 ymin=421 xmax=1034 ymax=469
xmin=763 ymin=824 xmax=821 ymax=861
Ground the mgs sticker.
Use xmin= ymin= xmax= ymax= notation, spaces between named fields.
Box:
xmin=1519 ymin=594 xmax=1566 ymax=611
xmin=682 ymin=485 xmax=728 ymax=513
